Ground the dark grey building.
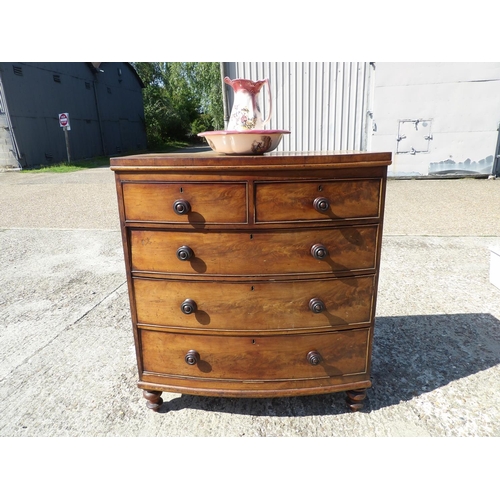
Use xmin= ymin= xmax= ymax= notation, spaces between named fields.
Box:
xmin=0 ymin=62 xmax=147 ymax=169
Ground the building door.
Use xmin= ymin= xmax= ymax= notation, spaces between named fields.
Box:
xmin=0 ymin=75 xmax=21 ymax=168
xmin=396 ymin=119 xmax=433 ymax=155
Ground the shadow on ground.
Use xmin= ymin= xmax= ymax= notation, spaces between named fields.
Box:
xmin=153 ymin=313 xmax=500 ymax=416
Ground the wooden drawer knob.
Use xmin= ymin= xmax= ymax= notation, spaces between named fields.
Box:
xmin=311 ymin=243 xmax=328 ymax=260
xmin=307 ymin=351 xmax=322 ymax=365
xmin=176 ymin=245 xmax=194 ymax=261
xmin=313 ymin=196 xmax=330 ymax=213
xmin=309 ymin=298 xmax=325 ymax=314
xmin=180 ymin=299 xmax=197 ymax=314
xmin=173 ymin=199 xmax=191 ymax=215
xmin=185 ymin=350 xmax=200 ymax=365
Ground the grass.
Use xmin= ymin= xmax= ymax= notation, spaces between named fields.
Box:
xmin=152 ymin=140 xmax=191 ymax=152
xmin=21 ymin=156 xmax=110 ymax=173
xmin=21 ymin=141 xmax=192 ymax=173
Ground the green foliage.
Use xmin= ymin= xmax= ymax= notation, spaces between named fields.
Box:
xmin=180 ymin=62 xmax=224 ymax=130
xmin=190 ymin=114 xmax=216 ymax=136
xmin=132 ymin=62 xmax=223 ymax=148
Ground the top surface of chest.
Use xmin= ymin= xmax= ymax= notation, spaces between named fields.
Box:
xmin=110 ymin=150 xmax=392 ymax=171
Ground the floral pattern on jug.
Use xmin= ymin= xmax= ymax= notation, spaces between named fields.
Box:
xmin=231 ymin=106 xmax=258 ymax=130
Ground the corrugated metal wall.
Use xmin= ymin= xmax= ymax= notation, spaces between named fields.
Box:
xmin=224 ymin=62 xmax=372 ymax=152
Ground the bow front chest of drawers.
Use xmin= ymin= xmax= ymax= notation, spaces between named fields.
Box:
xmin=111 ymin=151 xmax=391 ymax=411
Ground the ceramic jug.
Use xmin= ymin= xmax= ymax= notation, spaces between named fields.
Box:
xmin=224 ymin=77 xmax=272 ymax=131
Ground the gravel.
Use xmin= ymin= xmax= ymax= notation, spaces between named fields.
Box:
xmin=0 ymin=168 xmax=499 ymax=438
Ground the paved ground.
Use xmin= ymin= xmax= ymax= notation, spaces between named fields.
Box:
xmin=0 ymin=163 xmax=499 ymax=437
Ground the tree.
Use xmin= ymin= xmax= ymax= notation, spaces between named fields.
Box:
xmin=132 ymin=62 xmax=223 ymax=147
xmin=181 ymin=62 xmax=224 ymax=132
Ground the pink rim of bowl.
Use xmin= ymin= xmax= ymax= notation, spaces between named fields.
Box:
xmin=198 ymin=130 xmax=290 ymax=136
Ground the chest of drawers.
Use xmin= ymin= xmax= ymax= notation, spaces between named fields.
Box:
xmin=111 ymin=151 xmax=391 ymax=412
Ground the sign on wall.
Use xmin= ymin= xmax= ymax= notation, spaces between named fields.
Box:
xmin=58 ymin=113 xmax=71 ymax=131
xmin=59 ymin=112 xmax=71 ymax=162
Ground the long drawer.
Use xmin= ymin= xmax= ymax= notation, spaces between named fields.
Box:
xmin=255 ymin=179 xmax=381 ymax=222
xmin=130 ymin=225 xmax=379 ymax=276
xmin=140 ymin=328 xmax=370 ymax=380
xmin=133 ymin=276 xmax=375 ymax=331
xmin=122 ymin=181 xmax=247 ymax=224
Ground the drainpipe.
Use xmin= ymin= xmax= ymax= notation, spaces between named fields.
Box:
xmin=220 ymin=62 xmax=229 ymax=130
xmin=362 ymin=62 xmax=376 ymax=152
xmin=493 ymin=124 xmax=500 ymax=178
xmin=92 ymin=80 xmax=106 ymax=156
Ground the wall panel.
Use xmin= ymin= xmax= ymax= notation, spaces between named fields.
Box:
xmin=224 ymin=62 xmax=371 ymax=153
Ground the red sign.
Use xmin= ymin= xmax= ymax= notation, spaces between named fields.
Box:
xmin=59 ymin=113 xmax=69 ymax=127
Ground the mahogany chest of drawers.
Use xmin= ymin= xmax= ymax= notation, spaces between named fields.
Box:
xmin=111 ymin=151 xmax=391 ymax=412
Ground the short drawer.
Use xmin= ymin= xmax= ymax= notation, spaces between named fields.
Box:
xmin=130 ymin=226 xmax=379 ymax=276
xmin=255 ymin=179 xmax=381 ymax=222
xmin=133 ymin=276 xmax=375 ymax=331
xmin=122 ymin=181 xmax=247 ymax=224
xmin=140 ymin=328 xmax=369 ymax=380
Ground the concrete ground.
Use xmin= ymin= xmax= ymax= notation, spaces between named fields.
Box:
xmin=0 ymin=163 xmax=499 ymax=437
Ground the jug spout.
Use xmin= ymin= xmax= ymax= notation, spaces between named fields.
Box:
xmin=224 ymin=77 xmax=268 ymax=94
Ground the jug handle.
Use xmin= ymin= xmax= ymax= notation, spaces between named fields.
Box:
xmin=262 ymin=78 xmax=272 ymax=128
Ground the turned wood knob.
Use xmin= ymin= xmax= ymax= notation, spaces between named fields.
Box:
xmin=307 ymin=351 xmax=322 ymax=365
xmin=185 ymin=350 xmax=200 ymax=365
xmin=309 ymin=298 xmax=325 ymax=314
xmin=311 ymin=243 xmax=328 ymax=260
xmin=313 ymin=196 xmax=330 ymax=213
xmin=176 ymin=245 xmax=194 ymax=261
xmin=173 ymin=199 xmax=191 ymax=215
xmin=180 ymin=299 xmax=197 ymax=314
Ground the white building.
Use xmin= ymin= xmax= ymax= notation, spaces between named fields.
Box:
xmin=223 ymin=62 xmax=500 ymax=177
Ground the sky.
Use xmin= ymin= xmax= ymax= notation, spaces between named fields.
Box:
xmin=4 ymin=2 xmax=497 ymax=63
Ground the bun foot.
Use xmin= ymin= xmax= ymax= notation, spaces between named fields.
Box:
xmin=346 ymin=389 xmax=367 ymax=412
xmin=143 ymin=390 xmax=163 ymax=411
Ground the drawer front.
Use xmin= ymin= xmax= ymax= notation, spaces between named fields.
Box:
xmin=140 ymin=328 xmax=369 ymax=380
xmin=255 ymin=179 xmax=381 ymax=222
xmin=122 ymin=182 xmax=247 ymax=224
xmin=130 ymin=226 xmax=379 ymax=276
xmin=133 ymin=276 xmax=375 ymax=331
